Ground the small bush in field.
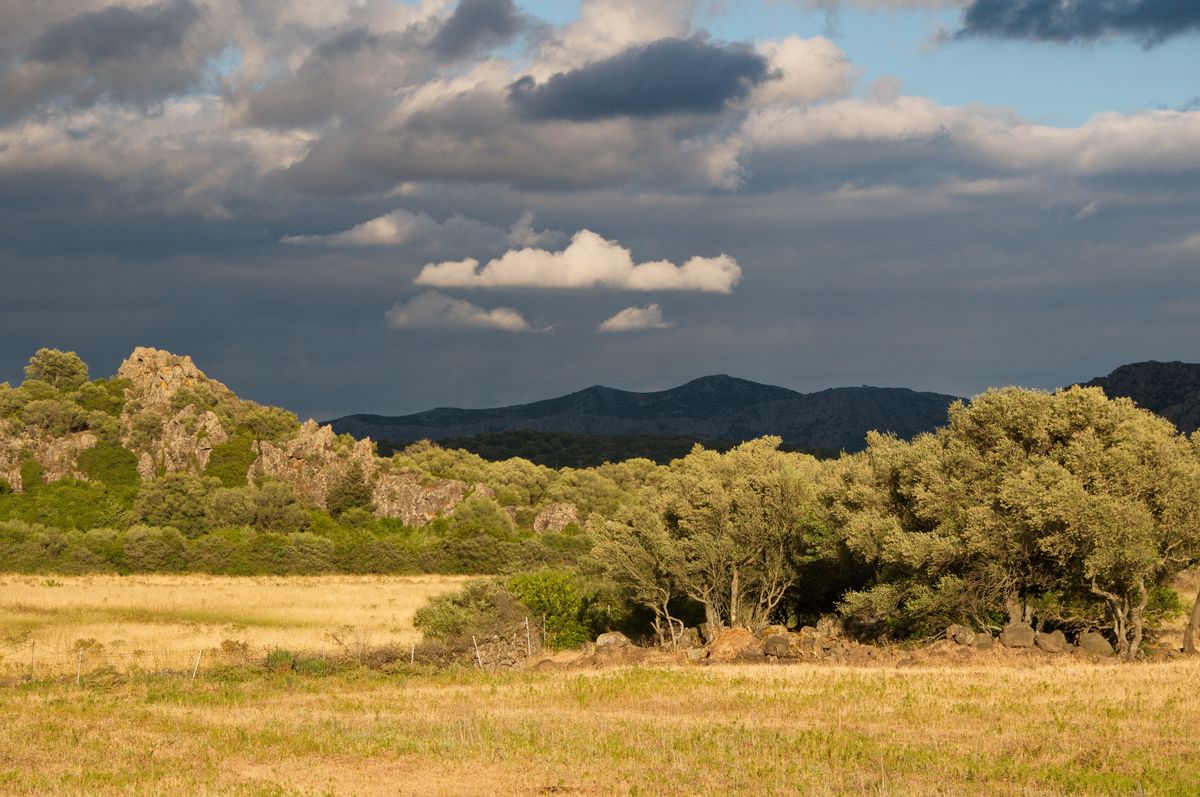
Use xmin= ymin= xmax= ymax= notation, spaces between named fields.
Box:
xmin=508 ymin=570 xmax=590 ymax=650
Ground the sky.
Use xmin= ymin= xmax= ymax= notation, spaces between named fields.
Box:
xmin=1 ymin=0 xmax=1198 ymax=419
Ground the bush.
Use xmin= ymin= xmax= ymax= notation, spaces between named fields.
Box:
xmin=123 ymin=525 xmax=187 ymax=572
xmin=204 ymin=435 xmax=256 ymax=488
xmin=414 ymin=580 xmax=528 ymax=641
xmin=508 ymin=570 xmax=590 ymax=649
xmin=78 ymin=442 xmax=140 ymax=487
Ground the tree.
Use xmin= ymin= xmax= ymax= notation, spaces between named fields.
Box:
xmin=837 ymin=387 xmax=1200 ymax=656
xmin=24 ymin=349 xmax=88 ymax=392
xmin=21 ymin=399 xmax=86 ymax=436
xmin=592 ymin=505 xmax=687 ymax=644
xmin=326 ymin=462 xmax=374 ymax=517
xmin=133 ymin=473 xmax=219 ymax=538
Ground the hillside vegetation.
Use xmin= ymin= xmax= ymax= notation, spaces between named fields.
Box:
xmin=3 ymin=347 xmax=1200 ymax=659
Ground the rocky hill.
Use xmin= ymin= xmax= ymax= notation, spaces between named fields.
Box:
xmin=1083 ymin=361 xmax=1200 ymax=434
xmin=329 ymin=375 xmax=961 ymax=453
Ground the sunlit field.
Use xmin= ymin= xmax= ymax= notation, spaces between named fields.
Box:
xmin=2 ymin=661 xmax=1199 ymax=795
xmin=0 ymin=574 xmax=469 ymax=678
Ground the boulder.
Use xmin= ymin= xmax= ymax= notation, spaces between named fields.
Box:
xmin=708 ymin=628 xmax=764 ymax=662
xmin=672 ymin=627 xmax=703 ymax=649
xmin=1076 ymin=631 xmax=1114 ymax=657
xmin=533 ymin=502 xmax=578 ymax=533
xmin=814 ymin=616 xmax=844 ymax=639
xmin=595 ymin=631 xmax=633 ymax=649
xmin=685 ymin=647 xmax=708 ymax=662
xmin=974 ymin=634 xmax=995 ymax=650
xmin=1035 ymin=630 xmax=1070 ymax=654
xmin=946 ymin=624 xmax=976 ymax=646
xmin=763 ymin=634 xmax=792 ymax=658
xmin=999 ymin=622 xmax=1035 ymax=649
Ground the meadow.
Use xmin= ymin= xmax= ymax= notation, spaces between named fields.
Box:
xmin=2 ymin=574 xmax=1199 ymax=796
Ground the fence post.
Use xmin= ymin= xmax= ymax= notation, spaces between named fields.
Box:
xmin=525 ymin=617 xmax=531 ymax=658
xmin=472 ymin=635 xmax=483 ymax=670
xmin=410 ymin=640 xmax=415 ymax=664
xmin=28 ymin=641 xmax=34 ymax=681
xmin=191 ymin=649 xmax=203 ymax=681
xmin=76 ymin=649 xmax=83 ymax=687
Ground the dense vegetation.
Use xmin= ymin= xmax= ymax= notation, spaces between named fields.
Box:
xmin=380 ymin=429 xmax=838 ymax=467
xmin=4 ymin=348 xmax=1200 ymax=657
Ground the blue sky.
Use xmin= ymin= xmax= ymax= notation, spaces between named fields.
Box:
xmin=1 ymin=0 xmax=1199 ymax=417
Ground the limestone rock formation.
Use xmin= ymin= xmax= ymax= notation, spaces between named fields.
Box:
xmin=116 ymin=347 xmax=233 ymax=408
xmin=999 ymin=622 xmax=1035 ymax=648
xmin=0 ymin=422 xmax=96 ymax=491
xmin=533 ymin=502 xmax=578 ymax=533
xmin=132 ymin=405 xmax=228 ymax=481
xmin=1034 ymin=629 xmax=1070 ymax=654
xmin=708 ymin=627 xmax=764 ymax=661
xmin=253 ymin=419 xmax=467 ymax=524
xmin=372 ymin=470 xmax=468 ymax=526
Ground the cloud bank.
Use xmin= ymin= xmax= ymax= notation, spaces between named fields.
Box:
xmin=385 ymin=292 xmax=537 ymax=332
xmin=598 ymin=304 xmax=674 ymax=332
xmin=415 ymin=230 xmax=742 ymax=293
xmin=956 ymin=0 xmax=1200 ymax=45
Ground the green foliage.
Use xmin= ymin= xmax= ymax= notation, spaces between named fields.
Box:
xmin=508 ymin=570 xmax=590 ymax=649
xmin=447 ymin=494 xmax=516 ymax=539
xmin=75 ymin=379 xmax=130 ymax=416
xmin=204 ymin=435 xmax=256 ymax=487
xmin=238 ymin=405 xmax=299 ymax=442
xmin=22 ymin=399 xmax=86 ymax=436
xmin=78 ymin=442 xmax=140 ymax=487
xmin=24 ymin=348 xmax=88 ymax=392
xmin=133 ymin=473 xmax=219 ymax=537
xmin=123 ymin=525 xmax=187 ymax=571
xmin=19 ymin=459 xmax=43 ymax=491
xmin=0 ymin=479 xmax=131 ymax=530
xmin=326 ymin=462 xmax=374 ymax=517
xmin=413 ymin=580 xmax=528 ymax=640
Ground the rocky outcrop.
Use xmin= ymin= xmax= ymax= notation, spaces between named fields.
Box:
xmin=372 ymin=470 xmax=468 ymax=526
xmin=946 ymin=624 xmax=977 ymax=646
xmin=252 ymin=419 xmax=467 ymax=524
xmin=999 ymin=622 xmax=1035 ymax=649
xmin=252 ymin=420 xmax=375 ymax=508
xmin=1076 ymin=631 xmax=1114 ymax=657
xmin=116 ymin=347 xmax=233 ymax=408
xmin=1034 ymin=630 xmax=1070 ymax=654
xmin=708 ymin=628 xmax=764 ymax=661
xmin=533 ymin=502 xmax=578 ymax=533
xmin=132 ymin=405 xmax=227 ymax=481
xmin=0 ymin=422 xmax=97 ymax=491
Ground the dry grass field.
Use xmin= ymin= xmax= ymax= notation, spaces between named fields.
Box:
xmin=1 ymin=660 xmax=1199 ymax=795
xmin=2 ymin=574 xmax=1199 ymax=796
xmin=0 ymin=574 xmax=469 ymax=678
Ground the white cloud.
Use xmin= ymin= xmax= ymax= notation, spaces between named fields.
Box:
xmin=415 ymin=229 xmax=742 ymax=293
xmin=1075 ymin=200 xmax=1100 ymax=220
xmin=282 ymin=209 xmax=564 ymax=250
xmin=384 ymin=292 xmax=538 ymax=332
xmin=751 ymin=36 xmax=855 ymax=108
xmin=598 ymin=304 xmax=674 ymax=333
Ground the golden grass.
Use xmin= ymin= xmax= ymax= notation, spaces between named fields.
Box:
xmin=0 ymin=573 xmax=469 ymax=677
xmin=1 ymin=661 xmax=1198 ymax=795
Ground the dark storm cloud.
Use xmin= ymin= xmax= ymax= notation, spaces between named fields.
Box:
xmin=956 ymin=0 xmax=1200 ymax=45
xmin=27 ymin=0 xmax=201 ymax=64
xmin=429 ymin=0 xmax=528 ymax=60
xmin=508 ymin=36 xmax=772 ymax=121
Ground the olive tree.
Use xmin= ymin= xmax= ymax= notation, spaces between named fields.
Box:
xmin=24 ymin=349 xmax=88 ymax=392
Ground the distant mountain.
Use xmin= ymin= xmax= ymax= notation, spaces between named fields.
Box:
xmin=1083 ymin=361 xmax=1200 ymax=434
xmin=328 ymin=375 xmax=961 ymax=453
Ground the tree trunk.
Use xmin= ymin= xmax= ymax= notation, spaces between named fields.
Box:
xmin=1005 ymin=589 xmax=1023 ymax=625
xmin=729 ymin=567 xmax=740 ymax=628
xmin=1185 ymin=590 xmax=1200 ymax=655
xmin=1127 ymin=581 xmax=1148 ymax=662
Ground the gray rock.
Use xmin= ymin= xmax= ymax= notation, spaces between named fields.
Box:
xmin=672 ymin=627 xmax=703 ymax=649
xmin=763 ymin=634 xmax=792 ymax=658
xmin=946 ymin=624 xmax=976 ymax=646
xmin=1035 ymin=630 xmax=1070 ymax=654
xmin=999 ymin=622 xmax=1035 ymax=648
xmin=685 ymin=647 xmax=708 ymax=662
xmin=974 ymin=634 xmax=995 ymax=650
xmin=814 ymin=616 xmax=844 ymax=639
xmin=1076 ymin=631 xmax=1114 ymax=656
xmin=595 ymin=631 xmax=633 ymax=649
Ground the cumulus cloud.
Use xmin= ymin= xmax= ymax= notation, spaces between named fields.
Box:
xmin=954 ymin=0 xmax=1200 ymax=45
xmin=429 ymin=0 xmax=529 ymax=60
xmin=751 ymin=36 xmax=855 ymax=108
xmin=598 ymin=304 xmax=674 ymax=332
xmin=384 ymin=292 xmax=537 ymax=332
xmin=509 ymin=36 xmax=771 ymax=121
xmin=415 ymin=230 xmax=742 ymax=293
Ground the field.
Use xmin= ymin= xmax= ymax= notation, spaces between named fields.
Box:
xmin=0 ymin=574 xmax=469 ymax=678
xmin=2 ymin=575 xmax=1199 ymax=796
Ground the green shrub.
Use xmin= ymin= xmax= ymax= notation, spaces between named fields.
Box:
xmin=204 ymin=435 xmax=256 ymax=488
xmin=265 ymin=649 xmax=297 ymax=673
xmin=19 ymin=458 xmax=43 ymax=491
xmin=123 ymin=525 xmax=187 ymax=572
xmin=78 ymin=442 xmax=140 ymax=487
xmin=414 ymin=580 xmax=528 ymax=641
xmin=508 ymin=570 xmax=590 ymax=649
xmin=76 ymin=379 xmax=129 ymax=416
